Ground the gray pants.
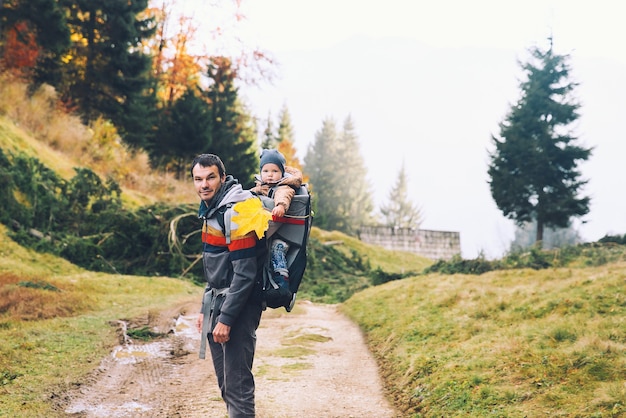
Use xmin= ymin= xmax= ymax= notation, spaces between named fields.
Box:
xmin=208 ymin=302 xmax=263 ymax=418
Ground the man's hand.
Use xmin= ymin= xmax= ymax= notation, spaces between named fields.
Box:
xmin=212 ymin=321 xmax=231 ymax=344
xmin=196 ymin=313 xmax=203 ymax=333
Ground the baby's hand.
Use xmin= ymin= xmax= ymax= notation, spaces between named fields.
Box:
xmin=272 ymin=204 xmax=285 ymax=217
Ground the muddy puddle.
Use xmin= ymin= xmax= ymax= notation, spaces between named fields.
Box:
xmin=65 ymin=314 xmax=202 ymax=417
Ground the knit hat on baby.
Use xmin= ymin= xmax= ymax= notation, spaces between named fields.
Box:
xmin=259 ymin=149 xmax=286 ymax=175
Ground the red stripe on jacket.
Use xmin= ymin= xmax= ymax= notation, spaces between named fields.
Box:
xmin=202 ymin=231 xmax=257 ymax=251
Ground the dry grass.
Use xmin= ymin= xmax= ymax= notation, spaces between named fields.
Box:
xmin=0 ymin=273 xmax=92 ymax=321
xmin=0 ymin=222 xmax=201 ymax=417
xmin=0 ymin=73 xmax=196 ymax=207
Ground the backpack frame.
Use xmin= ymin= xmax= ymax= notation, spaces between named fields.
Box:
xmin=218 ymin=185 xmax=313 ymax=312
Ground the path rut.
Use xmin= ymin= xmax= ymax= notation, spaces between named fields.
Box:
xmin=62 ymin=301 xmax=396 ymax=418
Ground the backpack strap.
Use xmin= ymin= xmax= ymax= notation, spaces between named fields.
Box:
xmin=223 ymin=204 xmax=233 ymax=244
xmin=215 ymin=203 xmax=234 ymax=244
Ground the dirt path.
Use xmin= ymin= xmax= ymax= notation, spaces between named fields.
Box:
xmin=61 ymin=300 xmax=397 ymax=417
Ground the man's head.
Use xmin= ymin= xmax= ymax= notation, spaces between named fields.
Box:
xmin=191 ymin=154 xmax=226 ymax=203
xmin=259 ymin=149 xmax=286 ymax=183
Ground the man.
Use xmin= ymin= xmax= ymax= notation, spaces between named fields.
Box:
xmin=192 ymin=153 xmax=268 ymax=418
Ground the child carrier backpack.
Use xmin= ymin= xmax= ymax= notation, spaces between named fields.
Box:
xmin=220 ymin=184 xmax=313 ymax=312
xmin=259 ymin=184 xmax=312 ymax=311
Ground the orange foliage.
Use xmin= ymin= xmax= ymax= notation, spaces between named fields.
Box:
xmin=278 ymin=140 xmax=302 ymax=170
xmin=143 ymin=4 xmax=203 ymax=105
xmin=145 ymin=0 xmax=275 ymax=102
xmin=279 ymin=140 xmax=308 ymax=184
xmin=2 ymin=22 xmax=40 ymax=77
xmin=163 ymin=17 xmax=204 ymax=104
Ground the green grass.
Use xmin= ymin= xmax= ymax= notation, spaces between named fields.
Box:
xmin=310 ymin=227 xmax=432 ymax=274
xmin=3 ymin=100 xmax=626 ymax=416
xmin=3 ymin=215 xmax=626 ymax=417
xmin=0 ymin=225 xmax=202 ymax=417
xmin=341 ymin=263 xmax=626 ymax=417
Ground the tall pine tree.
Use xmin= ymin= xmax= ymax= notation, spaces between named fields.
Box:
xmin=204 ymin=56 xmax=257 ymax=186
xmin=63 ymin=0 xmax=157 ymax=147
xmin=335 ymin=115 xmax=373 ymax=234
xmin=276 ymin=104 xmax=303 ymax=172
xmin=260 ymin=112 xmax=278 ymax=150
xmin=304 ymin=118 xmax=340 ymax=231
xmin=379 ymin=161 xmax=422 ymax=228
xmin=488 ymin=40 xmax=592 ymax=245
xmin=304 ymin=116 xmax=372 ymax=234
xmin=153 ymin=87 xmax=211 ymax=178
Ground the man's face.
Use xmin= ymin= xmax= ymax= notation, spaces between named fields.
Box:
xmin=193 ymin=164 xmax=225 ymax=203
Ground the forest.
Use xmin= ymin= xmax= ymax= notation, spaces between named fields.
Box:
xmin=0 ymin=0 xmax=610 ymax=273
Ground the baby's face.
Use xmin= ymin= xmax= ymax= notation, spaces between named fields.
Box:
xmin=261 ymin=163 xmax=283 ymax=183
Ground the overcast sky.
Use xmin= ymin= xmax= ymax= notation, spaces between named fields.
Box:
xmin=175 ymin=0 xmax=626 ymax=258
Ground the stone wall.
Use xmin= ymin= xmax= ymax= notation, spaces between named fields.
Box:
xmin=358 ymin=226 xmax=461 ymax=260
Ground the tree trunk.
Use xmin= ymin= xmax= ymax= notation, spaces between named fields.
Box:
xmin=536 ymin=220 xmax=544 ymax=248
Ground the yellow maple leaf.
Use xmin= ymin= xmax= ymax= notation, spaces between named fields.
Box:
xmin=232 ymin=198 xmax=272 ymax=239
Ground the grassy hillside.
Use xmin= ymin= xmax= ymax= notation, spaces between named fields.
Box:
xmin=0 ymin=224 xmax=202 ymax=416
xmin=0 ymin=79 xmax=434 ymax=416
xmin=0 ymin=221 xmax=429 ymax=416
xmin=0 ymin=77 xmax=196 ymax=208
xmin=295 ymin=228 xmax=432 ymax=304
xmin=5 ymin=214 xmax=624 ymax=417
xmin=310 ymin=228 xmax=432 ymax=274
xmin=2 ymin=75 xmax=624 ymax=417
xmin=342 ymin=259 xmax=626 ymax=417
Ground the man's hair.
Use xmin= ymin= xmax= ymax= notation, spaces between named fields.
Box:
xmin=191 ymin=154 xmax=226 ymax=178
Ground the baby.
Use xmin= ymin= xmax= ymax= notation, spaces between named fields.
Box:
xmin=251 ymin=149 xmax=303 ymax=289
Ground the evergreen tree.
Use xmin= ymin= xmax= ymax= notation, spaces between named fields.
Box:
xmin=304 ymin=117 xmax=341 ymax=231
xmin=335 ymin=115 xmax=373 ymax=234
xmin=510 ymin=220 xmax=581 ymax=251
xmin=304 ymin=116 xmax=373 ymax=235
xmin=379 ymin=161 xmax=422 ymax=228
xmin=153 ymin=87 xmax=211 ymax=179
xmin=276 ymin=104 xmax=304 ymax=172
xmin=119 ymin=84 xmax=159 ymax=150
xmin=63 ymin=0 xmax=157 ymax=146
xmin=204 ymin=57 xmax=257 ymax=186
xmin=487 ymin=41 xmax=591 ymax=246
xmin=260 ymin=112 xmax=278 ymax=150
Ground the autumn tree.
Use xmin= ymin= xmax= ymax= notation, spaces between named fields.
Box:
xmin=143 ymin=0 xmax=275 ymax=174
xmin=379 ymin=162 xmax=422 ymax=228
xmin=143 ymin=2 xmax=203 ymax=107
xmin=257 ymin=104 xmax=306 ymax=184
xmin=0 ymin=0 xmax=70 ymax=84
xmin=260 ymin=105 xmax=303 ymax=170
xmin=1 ymin=21 xmax=38 ymax=78
xmin=488 ymin=41 xmax=592 ymax=246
